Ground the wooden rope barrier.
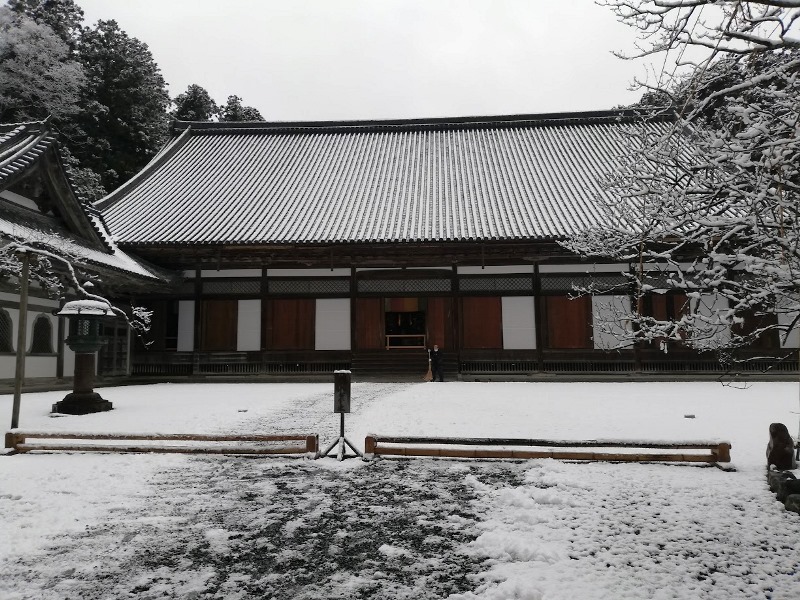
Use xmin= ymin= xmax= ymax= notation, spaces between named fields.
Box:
xmin=364 ymin=435 xmax=731 ymax=463
xmin=5 ymin=430 xmax=319 ymax=457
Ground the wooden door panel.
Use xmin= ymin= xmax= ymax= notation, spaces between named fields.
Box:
xmin=201 ymin=299 xmax=237 ymax=351
xmin=461 ymin=296 xmax=502 ymax=349
xmin=269 ymin=299 xmax=315 ymax=349
xmin=544 ymin=295 xmax=591 ymax=349
xmin=427 ymin=297 xmax=451 ymax=348
xmin=355 ymin=297 xmax=384 ymax=349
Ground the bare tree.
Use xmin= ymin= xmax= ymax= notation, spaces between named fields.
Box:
xmin=564 ymin=2 xmax=799 ymax=355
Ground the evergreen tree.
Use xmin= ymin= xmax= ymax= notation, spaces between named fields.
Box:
xmin=7 ymin=0 xmax=84 ymax=49
xmin=74 ymin=20 xmax=170 ymax=191
xmin=219 ymin=95 xmax=264 ymax=121
xmin=172 ymin=84 xmax=218 ymax=121
xmin=0 ymin=7 xmax=85 ymax=123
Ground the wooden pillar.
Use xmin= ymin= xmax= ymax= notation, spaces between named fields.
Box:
xmin=11 ymin=252 xmax=29 ymax=429
xmin=451 ymin=265 xmax=460 ymax=371
xmin=534 ymin=263 xmax=544 ymax=372
xmin=350 ymin=267 xmax=357 ymax=353
xmin=192 ymin=265 xmax=202 ymax=374
xmin=260 ymin=268 xmax=269 ymax=352
xmin=631 ymin=262 xmax=642 ymax=373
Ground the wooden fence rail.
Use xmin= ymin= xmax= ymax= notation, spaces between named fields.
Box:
xmin=5 ymin=430 xmax=319 ymax=457
xmin=364 ymin=435 xmax=731 ymax=463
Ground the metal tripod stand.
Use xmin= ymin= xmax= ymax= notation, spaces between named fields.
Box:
xmin=319 ymin=411 xmax=364 ymax=460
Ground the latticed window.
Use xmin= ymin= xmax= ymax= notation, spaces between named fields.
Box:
xmin=459 ymin=276 xmax=533 ymax=293
xmin=540 ymin=274 xmax=628 ymax=294
xmin=358 ymin=278 xmax=451 ymax=293
xmin=203 ymin=279 xmax=262 ymax=295
xmin=268 ymin=279 xmax=350 ymax=295
xmin=29 ymin=314 xmax=54 ymax=354
xmin=0 ymin=309 xmax=13 ymax=352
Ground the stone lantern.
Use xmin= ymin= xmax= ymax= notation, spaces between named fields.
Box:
xmin=51 ymin=300 xmax=114 ymax=415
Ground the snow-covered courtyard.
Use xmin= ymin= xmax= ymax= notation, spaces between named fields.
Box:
xmin=1 ymin=381 xmax=799 ymax=599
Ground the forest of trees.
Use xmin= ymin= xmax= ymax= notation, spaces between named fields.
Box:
xmin=0 ymin=0 xmax=263 ymax=201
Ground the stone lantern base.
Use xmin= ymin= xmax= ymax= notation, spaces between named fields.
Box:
xmin=51 ymin=352 xmax=113 ymax=415
xmin=52 ymin=392 xmax=113 ymax=415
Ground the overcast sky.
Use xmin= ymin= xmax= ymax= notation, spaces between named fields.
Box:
xmin=77 ymin=0 xmax=655 ymax=122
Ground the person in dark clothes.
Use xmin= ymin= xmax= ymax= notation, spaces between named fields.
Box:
xmin=430 ymin=344 xmax=444 ymax=382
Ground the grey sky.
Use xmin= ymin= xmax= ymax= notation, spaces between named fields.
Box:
xmin=77 ymin=0 xmax=653 ymax=121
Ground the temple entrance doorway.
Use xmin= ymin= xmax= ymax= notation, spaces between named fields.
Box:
xmin=384 ymin=297 xmax=426 ymax=349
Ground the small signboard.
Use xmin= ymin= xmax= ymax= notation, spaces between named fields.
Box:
xmin=333 ymin=370 xmax=351 ymax=413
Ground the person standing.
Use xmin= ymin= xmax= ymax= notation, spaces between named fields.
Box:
xmin=430 ymin=344 xmax=444 ymax=382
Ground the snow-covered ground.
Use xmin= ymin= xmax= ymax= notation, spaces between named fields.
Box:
xmin=1 ymin=381 xmax=798 ymax=599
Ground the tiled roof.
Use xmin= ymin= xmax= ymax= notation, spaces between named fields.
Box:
xmin=0 ymin=121 xmax=57 ymax=186
xmin=0 ymin=120 xmax=165 ymax=282
xmin=99 ymin=110 xmax=675 ymax=246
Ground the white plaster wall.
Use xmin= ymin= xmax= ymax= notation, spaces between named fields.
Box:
xmin=195 ymin=269 xmax=263 ymax=278
xmin=63 ymin=342 xmax=75 ymax=377
xmin=0 ymin=306 xmax=60 ymax=379
xmin=539 ymin=263 xmax=629 ymax=274
xmin=315 ymin=298 xmax=351 ymax=350
xmin=355 ymin=267 xmax=447 ymax=272
xmin=501 ymin=296 xmax=536 ymax=349
xmin=459 ymin=265 xmax=533 ymax=274
xmin=26 ymin=356 xmax=58 ymax=378
xmin=592 ymin=295 xmax=634 ymax=350
xmin=269 ymin=268 xmax=351 ymax=277
xmin=237 ymin=299 xmax=261 ymax=351
xmin=777 ymin=310 xmax=800 ymax=349
xmin=177 ymin=300 xmax=195 ymax=351
xmin=691 ymin=293 xmax=731 ymax=345
xmin=0 ymin=356 xmax=14 ymax=379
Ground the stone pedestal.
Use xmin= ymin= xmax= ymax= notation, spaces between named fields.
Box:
xmin=51 ymin=353 xmax=113 ymax=415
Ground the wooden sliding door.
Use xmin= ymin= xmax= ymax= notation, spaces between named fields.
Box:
xmin=200 ymin=299 xmax=237 ymax=351
xmin=461 ymin=296 xmax=502 ymax=349
xmin=265 ymin=299 xmax=315 ymax=349
xmin=355 ymin=297 xmax=383 ymax=349
xmin=543 ymin=295 xmax=592 ymax=349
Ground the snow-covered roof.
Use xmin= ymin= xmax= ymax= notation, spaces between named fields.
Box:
xmin=98 ymin=110 xmax=676 ymax=247
xmin=0 ymin=121 xmax=56 ymax=184
xmin=0 ymin=120 xmax=166 ymax=283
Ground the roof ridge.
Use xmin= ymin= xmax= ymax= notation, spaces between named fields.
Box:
xmin=173 ymin=108 xmax=673 ymax=134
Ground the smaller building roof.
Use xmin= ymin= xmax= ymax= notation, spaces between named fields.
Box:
xmin=0 ymin=120 xmax=168 ymax=284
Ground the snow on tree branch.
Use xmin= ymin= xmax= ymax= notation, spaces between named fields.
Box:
xmin=564 ymin=3 xmax=799 ymax=355
xmin=0 ymin=230 xmax=151 ymax=335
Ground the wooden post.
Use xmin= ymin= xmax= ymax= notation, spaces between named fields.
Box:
xmin=715 ymin=442 xmax=731 ymax=463
xmin=56 ymin=314 xmax=65 ymax=379
xmin=11 ymin=252 xmax=30 ymax=430
xmin=5 ymin=430 xmax=23 ymax=450
xmin=533 ymin=263 xmax=544 ymax=372
xmin=364 ymin=435 xmax=377 ymax=456
xmin=305 ymin=434 xmax=319 ymax=456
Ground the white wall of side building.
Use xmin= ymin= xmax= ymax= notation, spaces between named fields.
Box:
xmin=177 ymin=300 xmax=195 ymax=351
xmin=776 ymin=298 xmax=800 ymax=348
xmin=592 ymin=295 xmax=634 ymax=350
xmin=501 ymin=296 xmax=536 ymax=349
xmin=0 ymin=293 xmax=61 ymax=379
xmin=237 ymin=299 xmax=261 ymax=351
xmin=691 ymin=293 xmax=731 ymax=345
xmin=315 ymin=299 xmax=351 ymax=350
xmin=778 ymin=313 xmax=800 ymax=349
